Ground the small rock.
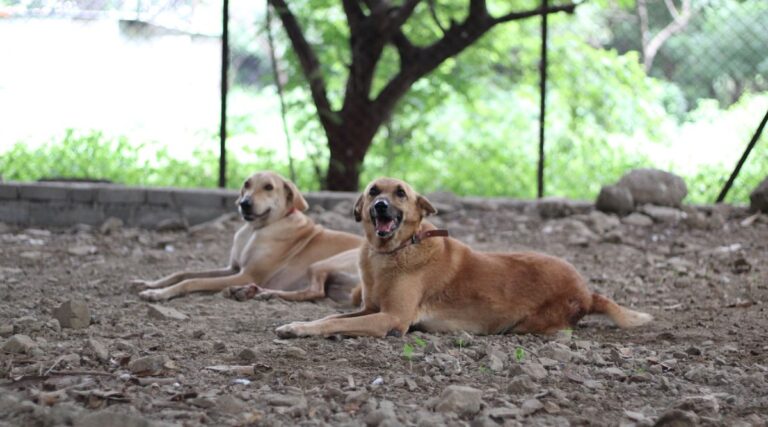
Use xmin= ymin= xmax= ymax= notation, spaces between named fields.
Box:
xmin=2 ymin=334 xmax=38 ymax=354
xmin=622 ymin=212 xmax=654 ymax=227
xmin=216 ymin=395 xmax=249 ymax=415
xmin=674 ymin=395 xmax=719 ymax=417
xmin=640 ymin=204 xmax=687 ymax=223
xmin=146 ymin=304 xmax=189 ymax=321
xmin=99 ymin=217 xmax=124 ymax=235
xmin=654 ymin=409 xmax=699 ymax=427
xmin=601 ymin=367 xmax=627 ymax=379
xmin=538 ymin=342 xmax=576 ymax=363
xmin=238 ymin=348 xmax=258 ymax=362
xmin=213 ymin=341 xmax=227 ymax=352
xmin=284 ymin=346 xmax=307 ymax=358
xmin=521 ymin=398 xmax=543 ymax=416
xmin=53 ymin=300 xmax=91 ymax=329
xmin=87 ymin=338 xmax=109 ymax=362
xmin=519 ymin=362 xmax=548 ymax=380
xmin=506 ymin=374 xmax=536 ymax=394
xmin=74 ymin=410 xmax=160 ymax=427
xmin=155 ymin=218 xmax=188 ymax=232
xmin=487 ymin=406 xmax=521 ymax=421
xmin=365 ymin=400 xmax=398 ymax=426
xmin=128 ymin=354 xmax=168 ymax=375
xmin=0 ymin=324 xmax=13 ymax=337
xmin=596 ymin=185 xmax=634 ymax=215
xmin=750 ymin=176 xmax=768 ymax=212
xmin=617 ymin=168 xmax=688 ymax=207
xmin=586 ymin=210 xmax=622 ymax=234
xmin=67 ymin=245 xmax=98 ymax=256
xmin=266 ymin=393 xmax=305 ymax=407
xmin=486 ymin=354 xmax=504 ymax=372
xmin=435 ymin=385 xmax=483 ymax=416
xmin=685 ymin=346 xmax=702 ymax=356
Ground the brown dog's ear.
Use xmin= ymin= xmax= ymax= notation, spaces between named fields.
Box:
xmin=283 ymin=179 xmax=309 ymax=212
xmin=417 ymin=195 xmax=437 ymax=217
xmin=353 ymin=193 xmax=364 ymax=222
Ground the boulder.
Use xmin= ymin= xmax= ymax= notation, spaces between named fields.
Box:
xmin=595 ymin=185 xmax=634 ymax=215
xmin=617 ymin=168 xmax=687 ymax=207
xmin=750 ymin=177 xmax=768 ymax=212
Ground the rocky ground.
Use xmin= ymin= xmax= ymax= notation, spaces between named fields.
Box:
xmin=1 ymin=197 xmax=767 ymax=427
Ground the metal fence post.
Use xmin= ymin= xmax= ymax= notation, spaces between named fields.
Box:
xmin=219 ymin=0 xmax=230 ymax=188
xmin=716 ymin=108 xmax=768 ymax=203
xmin=537 ymin=0 xmax=548 ymax=199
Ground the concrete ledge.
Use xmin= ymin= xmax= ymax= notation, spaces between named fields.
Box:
xmin=0 ymin=181 xmax=588 ymax=228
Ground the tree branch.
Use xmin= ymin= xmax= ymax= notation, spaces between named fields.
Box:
xmin=427 ymin=0 xmax=446 ymax=34
xmin=341 ymin=0 xmax=365 ymax=34
xmin=494 ymin=3 xmax=577 ymax=24
xmin=641 ymin=0 xmax=692 ymax=71
xmin=267 ymin=0 xmax=335 ymax=127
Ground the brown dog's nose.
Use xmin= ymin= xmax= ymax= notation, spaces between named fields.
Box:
xmin=374 ymin=199 xmax=388 ymax=212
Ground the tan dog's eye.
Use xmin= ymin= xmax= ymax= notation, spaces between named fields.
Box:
xmin=395 ymin=188 xmax=406 ymax=198
xmin=369 ymin=186 xmax=381 ymax=196
xmin=264 ymin=184 xmax=274 ymax=191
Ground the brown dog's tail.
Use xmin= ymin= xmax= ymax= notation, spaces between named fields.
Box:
xmin=590 ymin=293 xmax=653 ymax=328
xmin=350 ymin=284 xmax=363 ymax=307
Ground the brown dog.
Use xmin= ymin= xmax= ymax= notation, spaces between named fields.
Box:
xmin=133 ymin=171 xmax=362 ymax=303
xmin=275 ymin=177 xmax=652 ymax=338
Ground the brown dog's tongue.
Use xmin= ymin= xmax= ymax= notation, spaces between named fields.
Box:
xmin=375 ymin=218 xmax=395 ymax=233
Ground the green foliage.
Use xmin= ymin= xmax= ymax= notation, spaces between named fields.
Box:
xmin=402 ymin=343 xmax=415 ymax=360
xmin=514 ymin=347 xmax=526 ymax=363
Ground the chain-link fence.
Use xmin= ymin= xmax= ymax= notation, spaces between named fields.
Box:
xmin=1 ymin=0 xmax=766 ymax=203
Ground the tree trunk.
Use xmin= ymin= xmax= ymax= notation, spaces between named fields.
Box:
xmin=324 ymin=111 xmax=381 ymax=191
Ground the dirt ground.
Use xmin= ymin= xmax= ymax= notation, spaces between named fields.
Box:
xmin=1 ymin=198 xmax=767 ymax=427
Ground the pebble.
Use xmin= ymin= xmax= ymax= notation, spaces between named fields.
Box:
xmin=674 ymin=395 xmax=719 ymax=417
xmin=67 ymin=245 xmax=98 ymax=256
xmin=640 ymin=204 xmax=686 ymax=223
xmin=487 ymin=353 xmax=504 ymax=372
xmin=53 ymin=300 xmax=91 ymax=329
xmin=238 ymin=348 xmax=258 ymax=362
xmin=0 ymin=324 xmax=13 ymax=337
xmin=284 ymin=346 xmax=307 ymax=358
xmin=516 ymin=362 xmax=548 ymax=380
xmin=99 ymin=217 xmax=124 ymax=235
xmin=215 ymin=395 xmax=249 ymax=415
xmin=146 ymin=304 xmax=189 ymax=321
xmin=434 ymin=385 xmax=483 ymax=416
xmin=75 ymin=410 xmax=162 ymax=427
xmin=364 ymin=400 xmax=398 ymax=426
xmin=506 ymin=374 xmax=536 ymax=394
xmin=521 ymin=398 xmax=544 ymax=416
xmin=87 ymin=338 xmax=109 ymax=362
xmin=128 ymin=354 xmax=168 ymax=375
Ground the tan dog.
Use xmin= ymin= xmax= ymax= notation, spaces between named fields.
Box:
xmin=275 ymin=177 xmax=652 ymax=338
xmin=133 ymin=171 xmax=362 ymax=303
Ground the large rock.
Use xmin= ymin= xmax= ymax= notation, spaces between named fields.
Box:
xmin=617 ymin=169 xmax=687 ymax=207
xmin=537 ymin=197 xmax=578 ymax=219
xmin=434 ymin=385 xmax=483 ymax=416
xmin=596 ymin=185 xmax=634 ymax=215
xmin=53 ymin=300 xmax=91 ymax=329
xmin=750 ymin=177 xmax=768 ymax=212
xmin=128 ymin=355 xmax=168 ymax=375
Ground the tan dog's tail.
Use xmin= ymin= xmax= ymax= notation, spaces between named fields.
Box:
xmin=590 ymin=293 xmax=653 ymax=328
xmin=350 ymin=284 xmax=363 ymax=307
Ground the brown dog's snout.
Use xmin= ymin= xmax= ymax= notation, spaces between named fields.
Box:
xmin=373 ymin=199 xmax=389 ymax=213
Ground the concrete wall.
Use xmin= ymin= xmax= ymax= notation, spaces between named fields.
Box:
xmin=0 ymin=182 xmax=358 ymax=228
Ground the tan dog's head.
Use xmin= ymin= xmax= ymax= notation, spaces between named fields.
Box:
xmin=237 ymin=171 xmax=308 ymax=227
xmin=354 ymin=178 xmax=436 ymax=248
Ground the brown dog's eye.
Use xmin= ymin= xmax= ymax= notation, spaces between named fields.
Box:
xmin=264 ymin=184 xmax=274 ymax=191
xmin=395 ymin=188 xmax=406 ymax=198
xmin=243 ymin=180 xmax=251 ymax=189
xmin=369 ymin=186 xmax=380 ymax=196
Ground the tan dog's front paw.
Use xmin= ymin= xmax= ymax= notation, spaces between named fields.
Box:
xmin=275 ymin=322 xmax=309 ymax=339
xmin=229 ymin=284 xmax=263 ymax=301
xmin=139 ymin=289 xmax=169 ymax=302
xmin=130 ymin=279 xmax=152 ymax=290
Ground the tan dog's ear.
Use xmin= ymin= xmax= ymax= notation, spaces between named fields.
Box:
xmin=353 ymin=194 xmax=364 ymax=222
xmin=283 ymin=179 xmax=309 ymax=212
xmin=417 ymin=195 xmax=437 ymax=217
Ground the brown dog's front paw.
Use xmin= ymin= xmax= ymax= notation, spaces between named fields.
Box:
xmin=129 ymin=279 xmax=151 ymax=290
xmin=275 ymin=322 xmax=307 ymax=339
xmin=139 ymin=289 xmax=168 ymax=302
xmin=229 ymin=284 xmax=261 ymax=302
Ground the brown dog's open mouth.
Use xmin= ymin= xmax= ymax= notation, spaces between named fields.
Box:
xmin=373 ymin=215 xmax=401 ymax=238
